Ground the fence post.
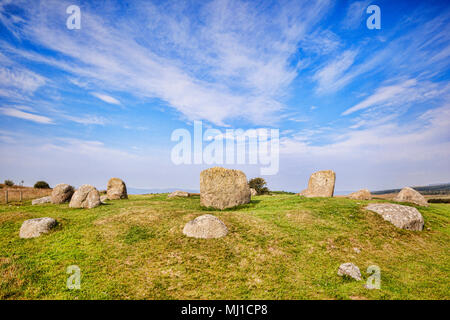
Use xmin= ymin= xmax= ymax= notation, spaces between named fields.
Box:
xmin=5 ymin=190 xmax=8 ymax=204
xmin=20 ymin=191 xmax=23 ymax=202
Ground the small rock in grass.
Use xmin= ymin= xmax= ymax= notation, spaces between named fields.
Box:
xmin=32 ymin=196 xmax=51 ymax=205
xmin=183 ymin=214 xmax=228 ymax=239
xmin=337 ymin=263 xmax=362 ymax=281
xmin=168 ymin=190 xmax=190 ymax=198
xmin=19 ymin=217 xmax=57 ymax=239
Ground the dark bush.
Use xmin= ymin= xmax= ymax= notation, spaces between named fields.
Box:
xmin=34 ymin=181 xmax=50 ymax=189
xmin=248 ymin=177 xmax=270 ymax=195
xmin=4 ymin=180 xmax=14 ymax=187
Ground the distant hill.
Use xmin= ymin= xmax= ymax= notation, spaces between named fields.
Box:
xmin=372 ymin=183 xmax=450 ymax=195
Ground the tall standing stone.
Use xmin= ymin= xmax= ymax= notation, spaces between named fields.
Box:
xmin=394 ymin=187 xmax=428 ymax=207
xmin=69 ymin=185 xmax=101 ymax=209
xmin=200 ymin=167 xmax=251 ymax=210
xmin=106 ymin=178 xmax=128 ymax=200
xmin=299 ymin=170 xmax=336 ymax=197
xmin=51 ymin=184 xmax=74 ymax=204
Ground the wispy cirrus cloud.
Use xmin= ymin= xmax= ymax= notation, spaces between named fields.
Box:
xmin=341 ymin=0 xmax=372 ymax=30
xmin=0 ymin=106 xmax=53 ymax=124
xmin=91 ymin=92 xmax=121 ymax=105
xmin=0 ymin=0 xmax=333 ymax=126
xmin=342 ymin=79 xmax=448 ymax=115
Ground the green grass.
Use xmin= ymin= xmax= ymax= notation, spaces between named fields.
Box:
xmin=0 ymin=194 xmax=449 ymax=300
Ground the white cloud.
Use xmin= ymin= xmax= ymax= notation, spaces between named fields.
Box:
xmin=312 ymin=50 xmax=358 ymax=93
xmin=342 ymin=79 xmax=447 ymax=115
xmin=0 ymin=106 xmax=53 ymax=124
xmin=1 ymin=0 xmax=333 ymax=126
xmin=341 ymin=0 xmax=372 ymax=30
xmin=91 ymin=92 xmax=121 ymax=105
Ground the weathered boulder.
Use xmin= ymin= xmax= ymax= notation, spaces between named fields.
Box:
xmin=200 ymin=167 xmax=251 ymax=210
xmin=300 ymin=170 xmax=336 ymax=197
xmin=250 ymin=188 xmax=257 ymax=196
xmin=183 ymin=214 xmax=228 ymax=239
xmin=365 ymin=203 xmax=424 ymax=231
xmin=394 ymin=187 xmax=428 ymax=207
xmin=69 ymin=185 xmax=101 ymax=209
xmin=19 ymin=217 xmax=57 ymax=239
xmin=106 ymin=178 xmax=128 ymax=200
xmin=32 ymin=196 xmax=51 ymax=205
xmin=168 ymin=190 xmax=190 ymax=198
xmin=51 ymin=184 xmax=74 ymax=204
xmin=100 ymin=195 xmax=108 ymax=204
xmin=337 ymin=263 xmax=362 ymax=281
xmin=348 ymin=189 xmax=372 ymax=200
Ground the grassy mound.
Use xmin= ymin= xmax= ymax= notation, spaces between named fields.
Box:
xmin=0 ymin=194 xmax=448 ymax=299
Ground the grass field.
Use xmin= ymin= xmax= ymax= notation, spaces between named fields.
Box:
xmin=0 ymin=194 xmax=449 ymax=300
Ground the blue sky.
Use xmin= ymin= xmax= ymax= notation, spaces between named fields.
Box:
xmin=0 ymin=0 xmax=449 ymax=193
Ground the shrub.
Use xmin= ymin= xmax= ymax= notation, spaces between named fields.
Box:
xmin=34 ymin=181 xmax=50 ymax=189
xmin=4 ymin=180 xmax=14 ymax=187
xmin=248 ymin=177 xmax=270 ymax=195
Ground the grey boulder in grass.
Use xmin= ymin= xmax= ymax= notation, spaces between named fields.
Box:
xmin=183 ymin=214 xmax=228 ymax=239
xmin=51 ymin=183 xmax=74 ymax=204
xmin=19 ymin=217 xmax=57 ymax=239
xmin=337 ymin=263 xmax=362 ymax=281
xmin=347 ymin=189 xmax=372 ymax=200
xmin=168 ymin=190 xmax=190 ymax=198
xmin=32 ymin=196 xmax=51 ymax=205
xmin=365 ymin=203 xmax=424 ymax=231
xmin=69 ymin=184 xmax=101 ymax=209
xmin=394 ymin=187 xmax=428 ymax=207
xmin=106 ymin=178 xmax=128 ymax=200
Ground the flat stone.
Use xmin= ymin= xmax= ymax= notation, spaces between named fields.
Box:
xmin=19 ymin=217 xmax=57 ymax=239
xmin=32 ymin=196 xmax=51 ymax=205
xmin=365 ymin=203 xmax=424 ymax=231
xmin=337 ymin=263 xmax=362 ymax=281
xmin=168 ymin=190 xmax=190 ymax=198
xmin=183 ymin=214 xmax=228 ymax=239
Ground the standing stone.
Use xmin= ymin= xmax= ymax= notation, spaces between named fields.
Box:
xmin=337 ymin=263 xmax=362 ymax=281
xmin=250 ymin=188 xmax=257 ymax=196
xmin=200 ymin=167 xmax=251 ymax=210
xmin=348 ymin=189 xmax=372 ymax=200
xmin=394 ymin=187 xmax=428 ymax=207
xmin=19 ymin=217 xmax=57 ymax=239
xmin=32 ymin=196 xmax=52 ymax=205
xmin=300 ymin=170 xmax=336 ymax=197
xmin=183 ymin=214 xmax=228 ymax=239
xmin=365 ymin=203 xmax=424 ymax=231
xmin=106 ymin=178 xmax=128 ymax=200
xmin=168 ymin=191 xmax=190 ymax=198
xmin=51 ymin=184 xmax=74 ymax=204
xmin=69 ymin=185 xmax=101 ymax=209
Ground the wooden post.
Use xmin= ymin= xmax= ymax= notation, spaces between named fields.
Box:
xmin=20 ymin=191 xmax=23 ymax=202
xmin=5 ymin=190 xmax=8 ymax=204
